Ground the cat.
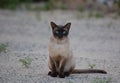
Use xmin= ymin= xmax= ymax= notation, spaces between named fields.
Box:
xmin=48 ymin=22 xmax=107 ymax=78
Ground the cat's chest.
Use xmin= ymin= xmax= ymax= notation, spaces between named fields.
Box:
xmin=53 ymin=43 xmax=68 ymax=52
xmin=49 ymin=42 xmax=70 ymax=56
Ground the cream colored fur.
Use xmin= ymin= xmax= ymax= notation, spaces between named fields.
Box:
xmin=48 ymin=36 xmax=75 ymax=72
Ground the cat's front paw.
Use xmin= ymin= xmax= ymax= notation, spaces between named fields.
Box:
xmin=48 ymin=71 xmax=51 ymax=75
xmin=64 ymin=72 xmax=70 ymax=76
xmin=59 ymin=73 xmax=65 ymax=78
xmin=48 ymin=71 xmax=57 ymax=77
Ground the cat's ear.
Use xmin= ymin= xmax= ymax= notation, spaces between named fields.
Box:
xmin=50 ymin=22 xmax=58 ymax=30
xmin=64 ymin=22 xmax=71 ymax=30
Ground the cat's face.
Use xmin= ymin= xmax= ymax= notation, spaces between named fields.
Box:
xmin=50 ymin=22 xmax=71 ymax=39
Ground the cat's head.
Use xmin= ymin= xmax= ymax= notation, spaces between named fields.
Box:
xmin=50 ymin=22 xmax=71 ymax=39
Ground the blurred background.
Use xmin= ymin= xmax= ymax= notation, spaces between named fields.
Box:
xmin=0 ymin=0 xmax=120 ymax=13
xmin=0 ymin=0 xmax=120 ymax=19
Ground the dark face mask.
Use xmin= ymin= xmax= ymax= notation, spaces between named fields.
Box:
xmin=53 ymin=29 xmax=68 ymax=39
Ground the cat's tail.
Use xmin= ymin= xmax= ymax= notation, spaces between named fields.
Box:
xmin=72 ymin=69 xmax=107 ymax=74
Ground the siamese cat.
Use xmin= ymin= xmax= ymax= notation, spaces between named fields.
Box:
xmin=48 ymin=22 xmax=107 ymax=78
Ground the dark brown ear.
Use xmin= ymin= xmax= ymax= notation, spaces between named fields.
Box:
xmin=50 ymin=22 xmax=58 ymax=30
xmin=64 ymin=23 xmax=71 ymax=30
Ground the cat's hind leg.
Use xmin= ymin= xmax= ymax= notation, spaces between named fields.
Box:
xmin=64 ymin=67 xmax=74 ymax=76
xmin=64 ymin=56 xmax=75 ymax=77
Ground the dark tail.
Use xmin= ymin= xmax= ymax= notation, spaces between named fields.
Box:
xmin=72 ymin=69 xmax=107 ymax=74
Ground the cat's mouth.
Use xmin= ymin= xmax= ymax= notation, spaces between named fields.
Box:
xmin=55 ymin=36 xmax=66 ymax=40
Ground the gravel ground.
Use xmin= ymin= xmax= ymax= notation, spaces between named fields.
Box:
xmin=0 ymin=10 xmax=120 ymax=83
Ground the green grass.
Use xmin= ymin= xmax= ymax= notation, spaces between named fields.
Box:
xmin=118 ymin=0 xmax=120 ymax=8
xmin=57 ymin=2 xmax=66 ymax=10
xmin=0 ymin=0 xmax=19 ymax=9
xmin=0 ymin=0 xmax=65 ymax=10
xmin=24 ymin=2 xmax=31 ymax=10
xmin=19 ymin=57 xmax=32 ymax=68
xmin=32 ymin=0 xmax=66 ymax=11
xmin=0 ymin=43 xmax=8 ymax=53
xmin=88 ymin=11 xmax=104 ymax=18
xmin=0 ymin=0 xmax=32 ymax=10
xmin=117 ymin=0 xmax=120 ymax=16
xmin=92 ymin=77 xmax=112 ymax=83
xmin=69 ymin=81 xmax=73 ymax=83
xmin=78 ymin=5 xmax=84 ymax=12
xmin=32 ymin=0 xmax=55 ymax=11
xmin=42 ymin=0 xmax=66 ymax=10
xmin=95 ymin=12 xmax=104 ymax=18
xmin=88 ymin=63 xmax=96 ymax=69
xmin=118 ymin=10 xmax=120 ymax=16
xmin=88 ymin=11 xmax=94 ymax=18
xmin=43 ymin=0 xmax=55 ymax=10
xmin=77 ymin=11 xmax=104 ymax=19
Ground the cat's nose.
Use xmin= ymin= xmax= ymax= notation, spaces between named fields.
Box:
xmin=58 ymin=35 xmax=63 ymax=38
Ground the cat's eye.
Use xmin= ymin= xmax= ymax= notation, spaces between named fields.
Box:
xmin=55 ymin=31 xmax=59 ymax=34
xmin=63 ymin=31 xmax=67 ymax=35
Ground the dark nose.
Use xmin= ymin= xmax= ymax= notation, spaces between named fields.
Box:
xmin=58 ymin=35 xmax=63 ymax=38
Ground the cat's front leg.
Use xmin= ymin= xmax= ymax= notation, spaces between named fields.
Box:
xmin=58 ymin=58 xmax=67 ymax=78
xmin=48 ymin=56 xmax=58 ymax=77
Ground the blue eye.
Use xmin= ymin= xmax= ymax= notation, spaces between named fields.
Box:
xmin=63 ymin=31 xmax=66 ymax=34
xmin=55 ymin=31 xmax=59 ymax=34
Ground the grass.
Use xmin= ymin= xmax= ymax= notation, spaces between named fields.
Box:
xmin=77 ymin=11 xmax=104 ymax=19
xmin=88 ymin=63 xmax=96 ymax=69
xmin=29 ymin=0 xmax=66 ymax=11
xmin=43 ymin=0 xmax=55 ymax=11
xmin=57 ymin=2 xmax=66 ymax=10
xmin=118 ymin=0 xmax=120 ymax=9
xmin=118 ymin=0 xmax=120 ymax=16
xmin=88 ymin=11 xmax=94 ymax=18
xmin=95 ymin=12 xmax=104 ymax=18
xmin=118 ymin=10 xmax=120 ymax=16
xmin=0 ymin=0 xmax=32 ymax=10
xmin=24 ymin=2 xmax=32 ymax=10
xmin=88 ymin=11 xmax=104 ymax=18
xmin=78 ymin=5 xmax=84 ymax=12
xmin=39 ymin=0 xmax=66 ymax=11
xmin=0 ymin=0 xmax=19 ymax=10
xmin=92 ymin=77 xmax=112 ymax=83
xmin=0 ymin=0 xmax=65 ymax=11
xmin=0 ymin=43 xmax=8 ymax=53
xmin=69 ymin=81 xmax=73 ymax=83
xmin=19 ymin=57 xmax=32 ymax=68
